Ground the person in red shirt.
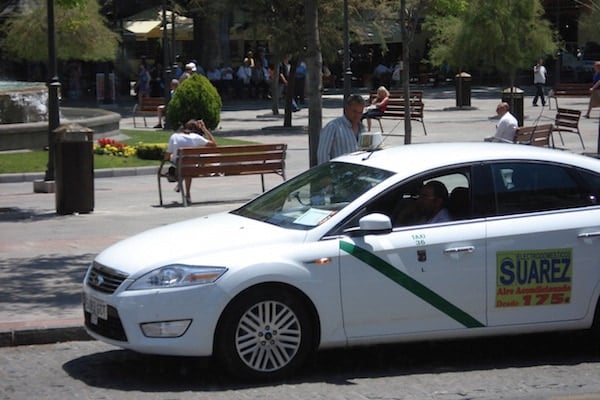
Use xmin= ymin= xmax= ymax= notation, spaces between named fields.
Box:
xmin=362 ymin=86 xmax=390 ymax=131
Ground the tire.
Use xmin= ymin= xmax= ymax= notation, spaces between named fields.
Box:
xmin=215 ymin=286 xmax=316 ymax=380
xmin=593 ymin=298 xmax=600 ymax=334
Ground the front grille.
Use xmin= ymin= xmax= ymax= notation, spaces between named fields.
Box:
xmin=87 ymin=261 xmax=128 ymax=294
xmin=84 ymin=305 xmax=128 ymax=342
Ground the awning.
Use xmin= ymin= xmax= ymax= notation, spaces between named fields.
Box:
xmin=124 ymin=20 xmax=161 ymax=40
xmin=124 ymin=9 xmax=194 ymax=41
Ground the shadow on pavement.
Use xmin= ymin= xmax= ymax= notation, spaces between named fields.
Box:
xmin=62 ymin=330 xmax=600 ymax=391
xmin=0 ymin=254 xmax=91 ymax=313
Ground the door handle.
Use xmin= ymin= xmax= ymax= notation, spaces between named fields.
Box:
xmin=444 ymin=246 xmax=475 ymax=254
xmin=578 ymin=232 xmax=600 ymax=238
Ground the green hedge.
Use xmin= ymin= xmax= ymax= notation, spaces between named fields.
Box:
xmin=166 ymin=74 xmax=222 ymax=130
xmin=136 ymin=143 xmax=167 ymax=160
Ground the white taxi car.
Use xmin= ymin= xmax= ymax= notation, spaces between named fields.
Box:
xmin=83 ymin=142 xmax=600 ymax=380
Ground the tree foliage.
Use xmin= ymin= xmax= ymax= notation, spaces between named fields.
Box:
xmin=578 ymin=1 xmax=600 ymax=45
xmin=425 ymin=0 xmax=558 ymax=85
xmin=0 ymin=0 xmax=120 ymax=62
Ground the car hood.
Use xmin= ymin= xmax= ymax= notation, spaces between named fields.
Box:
xmin=94 ymin=212 xmax=307 ymax=275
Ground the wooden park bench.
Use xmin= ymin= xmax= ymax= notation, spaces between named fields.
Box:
xmin=157 ymin=143 xmax=287 ymax=207
xmin=513 ymin=124 xmax=554 ymax=147
xmin=548 ymin=83 xmax=589 ymax=110
xmin=368 ymin=89 xmax=427 ymax=135
xmin=132 ymin=96 xmax=165 ymax=128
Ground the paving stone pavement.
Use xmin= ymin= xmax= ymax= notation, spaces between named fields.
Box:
xmin=1 ymin=85 xmax=599 ymax=346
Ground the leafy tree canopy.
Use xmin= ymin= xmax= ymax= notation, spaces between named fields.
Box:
xmin=425 ymin=0 xmax=558 ymax=85
xmin=578 ymin=1 xmax=600 ymax=45
xmin=1 ymin=0 xmax=120 ymax=62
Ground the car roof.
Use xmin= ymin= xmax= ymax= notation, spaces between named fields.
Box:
xmin=334 ymin=142 xmax=600 ymax=177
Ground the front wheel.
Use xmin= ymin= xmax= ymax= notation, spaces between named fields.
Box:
xmin=214 ymin=287 xmax=316 ymax=380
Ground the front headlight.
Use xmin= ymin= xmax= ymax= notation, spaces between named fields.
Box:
xmin=127 ymin=265 xmax=227 ymax=290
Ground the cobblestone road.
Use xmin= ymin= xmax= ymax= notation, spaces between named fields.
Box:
xmin=2 ymin=331 xmax=600 ymax=400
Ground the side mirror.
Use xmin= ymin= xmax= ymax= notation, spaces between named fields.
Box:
xmin=344 ymin=213 xmax=392 ymax=236
xmin=359 ymin=213 xmax=392 ymax=231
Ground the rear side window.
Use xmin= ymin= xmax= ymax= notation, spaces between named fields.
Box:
xmin=491 ymin=162 xmax=594 ymax=215
xmin=576 ymin=167 xmax=600 ymax=205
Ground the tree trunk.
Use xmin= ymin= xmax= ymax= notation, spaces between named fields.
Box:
xmin=285 ymin=59 xmax=298 ymax=127
xmin=305 ymin=0 xmax=322 ymax=168
xmin=401 ymin=0 xmax=412 ymax=145
xmin=271 ymin=54 xmax=281 ymax=115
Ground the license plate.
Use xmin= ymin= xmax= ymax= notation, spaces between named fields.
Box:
xmin=84 ymin=294 xmax=107 ymax=324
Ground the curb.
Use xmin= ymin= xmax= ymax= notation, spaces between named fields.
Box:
xmin=0 ymin=319 xmax=93 ymax=347
xmin=0 ymin=166 xmax=157 ymax=184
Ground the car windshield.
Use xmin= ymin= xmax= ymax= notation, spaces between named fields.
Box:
xmin=232 ymin=161 xmax=394 ymax=230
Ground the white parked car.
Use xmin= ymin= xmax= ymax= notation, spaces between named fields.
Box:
xmin=83 ymin=142 xmax=600 ymax=380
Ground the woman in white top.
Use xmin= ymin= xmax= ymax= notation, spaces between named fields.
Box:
xmin=165 ymin=119 xmax=217 ymax=202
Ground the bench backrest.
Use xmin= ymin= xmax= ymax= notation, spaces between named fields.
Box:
xmin=369 ymin=90 xmax=423 ymax=101
xmin=369 ymin=90 xmax=424 ymax=118
xmin=554 ymin=108 xmax=581 ymax=132
xmin=514 ymin=124 xmax=553 ymax=147
xmin=176 ymin=144 xmax=287 ymax=177
xmin=138 ymin=97 xmax=165 ymax=111
xmin=551 ymin=83 xmax=590 ymax=96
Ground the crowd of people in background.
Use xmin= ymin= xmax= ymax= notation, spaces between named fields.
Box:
xmin=137 ymin=48 xmax=309 ymax=108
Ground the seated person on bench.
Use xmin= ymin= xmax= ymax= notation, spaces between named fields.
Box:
xmin=164 ymin=119 xmax=216 ymax=203
xmin=154 ymin=79 xmax=179 ymax=129
xmin=484 ymin=102 xmax=518 ymax=143
xmin=362 ymin=86 xmax=389 ymax=132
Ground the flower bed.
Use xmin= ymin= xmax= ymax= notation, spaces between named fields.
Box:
xmin=94 ymin=138 xmax=136 ymax=157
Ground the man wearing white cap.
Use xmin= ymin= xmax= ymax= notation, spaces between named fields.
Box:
xmin=179 ymin=62 xmax=197 ymax=83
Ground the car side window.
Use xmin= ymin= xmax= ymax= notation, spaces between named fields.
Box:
xmin=492 ymin=162 xmax=594 ymax=215
xmin=575 ymin=167 xmax=600 ymax=205
xmin=346 ymin=168 xmax=472 ymax=229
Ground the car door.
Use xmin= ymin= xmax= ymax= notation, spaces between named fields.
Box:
xmin=484 ymin=161 xmax=600 ymax=326
xmin=336 ymin=169 xmax=488 ymax=340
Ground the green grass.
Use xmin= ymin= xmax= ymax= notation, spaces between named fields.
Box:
xmin=0 ymin=129 xmax=254 ymax=174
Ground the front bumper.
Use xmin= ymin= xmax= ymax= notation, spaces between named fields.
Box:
xmin=82 ymin=282 xmax=228 ymax=357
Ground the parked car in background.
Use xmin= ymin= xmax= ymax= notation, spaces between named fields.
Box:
xmin=83 ymin=142 xmax=600 ymax=380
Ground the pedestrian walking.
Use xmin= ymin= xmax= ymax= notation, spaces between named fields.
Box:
xmin=532 ymin=58 xmax=547 ymax=107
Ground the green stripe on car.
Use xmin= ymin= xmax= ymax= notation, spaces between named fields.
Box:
xmin=340 ymin=241 xmax=485 ymax=328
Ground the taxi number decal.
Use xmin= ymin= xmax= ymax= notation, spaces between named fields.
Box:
xmin=340 ymin=241 xmax=485 ymax=328
xmin=496 ymin=248 xmax=572 ymax=308
xmin=411 ymin=233 xmax=426 ymax=246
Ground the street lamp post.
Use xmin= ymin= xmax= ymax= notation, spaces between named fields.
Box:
xmin=171 ymin=9 xmax=177 ymax=79
xmin=162 ymin=0 xmax=170 ymax=100
xmin=343 ymin=0 xmax=351 ymax=102
xmin=45 ymin=0 xmax=61 ymax=182
xmin=555 ymin=0 xmax=561 ymax=86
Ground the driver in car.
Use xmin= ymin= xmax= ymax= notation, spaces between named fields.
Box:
xmin=416 ymin=180 xmax=451 ymax=224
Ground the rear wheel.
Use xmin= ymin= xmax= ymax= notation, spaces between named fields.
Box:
xmin=593 ymin=298 xmax=600 ymax=334
xmin=215 ymin=286 xmax=316 ymax=380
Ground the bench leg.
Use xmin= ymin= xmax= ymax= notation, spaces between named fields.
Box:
xmin=556 ymin=131 xmax=565 ymax=146
xmin=576 ymin=129 xmax=586 ymax=149
xmin=376 ymin=118 xmax=383 ymax=132
xmin=180 ymin=177 xmax=188 ymax=207
xmin=157 ymin=172 xmax=164 ymax=206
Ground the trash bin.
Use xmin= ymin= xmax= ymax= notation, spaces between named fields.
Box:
xmin=455 ymin=72 xmax=472 ymax=107
xmin=54 ymin=123 xmax=94 ymax=215
xmin=501 ymin=87 xmax=524 ymax=127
